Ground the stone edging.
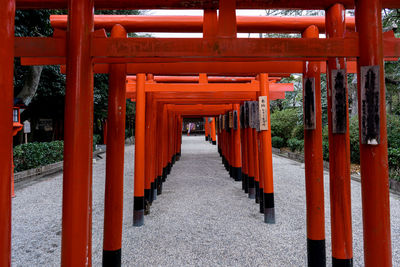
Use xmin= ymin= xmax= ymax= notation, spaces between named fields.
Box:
xmin=14 ymin=148 xmax=106 ymax=185
xmin=272 ymin=147 xmax=400 ymax=196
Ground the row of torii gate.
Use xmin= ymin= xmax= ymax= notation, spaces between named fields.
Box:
xmin=1 ymin=0 xmax=399 ymax=266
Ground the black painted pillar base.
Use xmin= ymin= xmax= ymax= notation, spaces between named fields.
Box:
xmin=332 ymin=257 xmax=353 ymax=267
xmin=176 ymin=153 xmax=181 ymax=161
xmin=263 ymin=192 xmax=275 ymax=224
xmin=248 ymin=176 xmax=255 ymax=199
xmin=229 ymin=165 xmax=233 ymax=178
xmin=167 ymin=162 xmax=172 ymax=175
xmin=172 ymin=155 xmax=176 ymax=165
xmin=162 ymin=167 xmax=167 ymax=182
xmin=205 ymin=136 xmax=209 ymax=141
xmin=255 ymin=181 xmax=260 ymax=204
xmin=212 ymin=140 xmax=216 ymax=145
xmin=231 ymin=167 xmax=242 ymax=181
xmin=243 ymin=174 xmax=249 ymax=193
xmin=259 ymin=188 xmax=264 ymax=213
xmin=145 ymin=188 xmax=151 ymax=206
xmin=157 ymin=176 xmax=162 ymax=195
xmin=103 ymin=249 xmax=121 ymax=267
xmin=307 ymin=239 xmax=326 ymax=267
xmin=133 ymin=196 xmax=144 ymax=226
xmin=151 ymin=181 xmax=157 ymax=201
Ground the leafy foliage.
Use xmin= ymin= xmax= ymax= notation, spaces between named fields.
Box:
xmin=271 ymin=136 xmax=285 ymax=149
xmin=287 ymin=138 xmax=304 ymax=152
xmin=13 ymin=141 xmax=64 ymax=172
xmin=270 ymin=108 xmax=300 ymax=142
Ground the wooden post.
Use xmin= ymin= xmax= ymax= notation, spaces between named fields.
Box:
xmin=0 ymin=0 xmax=15 ymax=265
xmin=133 ymin=73 xmax=146 ymax=227
xmin=303 ymin=26 xmax=326 ymax=267
xmin=259 ymin=74 xmax=275 ymax=223
xmin=355 ymin=0 xmax=392 ymax=265
xmin=102 ymin=24 xmax=127 ymax=267
xmin=325 ymin=4 xmax=353 ymax=266
xmin=61 ymin=0 xmax=94 ymax=265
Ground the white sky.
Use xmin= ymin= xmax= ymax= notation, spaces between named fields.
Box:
xmin=144 ymin=9 xmax=267 ymax=38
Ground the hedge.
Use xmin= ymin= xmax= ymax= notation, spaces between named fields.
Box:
xmin=287 ymin=138 xmax=304 ymax=152
xmin=13 ymin=141 xmax=64 ymax=172
xmin=270 ymin=108 xmax=299 ymax=142
xmin=271 ymin=136 xmax=285 ymax=149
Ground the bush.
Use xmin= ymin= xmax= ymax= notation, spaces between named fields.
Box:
xmin=349 ymin=116 xmax=360 ymax=164
xmin=291 ymin=124 xmax=304 ymax=140
xmin=388 ymin=147 xmax=400 ymax=169
xmin=13 ymin=141 xmax=64 ymax=172
xmin=270 ymin=108 xmax=299 ymax=142
xmin=287 ymin=138 xmax=304 ymax=152
xmin=271 ymin=136 xmax=285 ymax=149
xmin=93 ymin=134 xmax=101 ymax=150
xmin=387 ymin=114 xmax=400 ymax=149
xmin=322 ymin=141 xmax=330 ymax=161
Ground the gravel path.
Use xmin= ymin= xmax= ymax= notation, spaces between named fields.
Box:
xmin=11 ymin=135 xmax=400 ymax=266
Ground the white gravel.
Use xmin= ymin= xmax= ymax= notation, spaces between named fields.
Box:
xmin=11 ymin=135 xmax=400 ymax=266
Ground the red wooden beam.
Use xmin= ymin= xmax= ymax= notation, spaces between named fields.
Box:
xmin=15 ymin=0 xmax=400 ymax=10
xmin=50 ymin=15 xmax=356 ymax=33
xmin=15 ymin=36 xmax=400 ymax=60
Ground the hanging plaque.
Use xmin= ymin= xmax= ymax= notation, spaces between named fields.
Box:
xmin=303 ymin=77 xmax=316 ymax=130
xmin=259 ymin=96 xmax=268 ymax=131
xmin=240 ymin=105 xmax=244 ymax=129
xmin=254 ymin=101 xmax=260 ymax=132
xmin=244 ymin=101 xmax=250 ymax=128
xmin=331 ymin=69 xmax=347 ymax=134
xmin=222 ymin=115 xmax=226 ymax=130
xmin=360 ymin=65 xmax=380 ymax=145
xmin=229 ymin=111 xmax=233 ymax=128
xmin=233 ymin=110 xmax=238 ymax=130
xmin=248 ymin=101 xmax=254 ymax=128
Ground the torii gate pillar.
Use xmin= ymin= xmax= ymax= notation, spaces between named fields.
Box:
xmin=103 ymin=25 xmax=127 ymax=266
xmin=61 ymin=0 xmax=94 ymax=265
xmin=0 ymin=1 xmax=15 ymax=266
xmin=355 ymin=0 xmax=392 ymax=265
xmin=133 ymin=74 xmax=146 ymax=226
xmin=303 ymin=25 xmax=326 ymax=267
xmin=325 ymin=4 xmax=353 ymax=266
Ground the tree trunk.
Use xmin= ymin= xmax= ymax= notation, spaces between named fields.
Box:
xmin=16 ymin=65 xmax=43 ymax=106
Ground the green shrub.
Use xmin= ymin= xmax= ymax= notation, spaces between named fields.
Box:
xmin=13 ymin=141 xmax=64 ymax=172
xmin=287 ymin=138 xmax=304 ymax=152
xmin=387 ymin=114 xmax=400 ymax=149
xmin=322 ymin=140 xmax=330 ymax=161
xmin=270 ymin=108 xmax=299 ymax=142
xmin=291 ymin=124 xmax=304 ymax=140
xmin=349 ymin=116 xmax=360 ymax=164
xmin=322 ymin=125 xmax=329 ymax=143
xmin=388 ymin=147 xmax=400 ymax=169
xmin=271 ymin=136 xmax=285 ymax=149
xmin=93 ymin=134 xmax=101 ymax=150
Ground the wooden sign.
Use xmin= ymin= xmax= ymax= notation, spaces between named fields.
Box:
xmin=252 ymin=101 xmax=260 ymax=131
xmin=259 ymin=96 xmax=268 ymax=131
xmin=244 ymin=101 xmax=250 ymax=128
xmin=303 ymin=77 xmax=316 ymax=130
xmin=219 ymin=115 xmax=222 ymax=131
xmin=229 ymin=111 xmax=233 ymax=128
xmin=233 ymin=110 xmax=238 ymax=130
xmin=248 ymin=100 xmax=254 ymax=128
xmin=360 ymin=65 xmax=380 ymax=145
xmin=222 ymin=114 xmax=226 ymax=130
xmin=331 ymin=69 xmax=347 ymax=134
xmin=240 ymin=105 xmax=244 ymax=129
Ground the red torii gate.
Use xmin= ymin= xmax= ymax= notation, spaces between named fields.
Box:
xmin=1 ymin=0 xmax=399 ymax=266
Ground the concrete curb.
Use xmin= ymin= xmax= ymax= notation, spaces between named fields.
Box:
xmin=14 ymin=147 xmax=106 ymax=185
xmin=272 ymin=147 xmax=400 ymax=196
